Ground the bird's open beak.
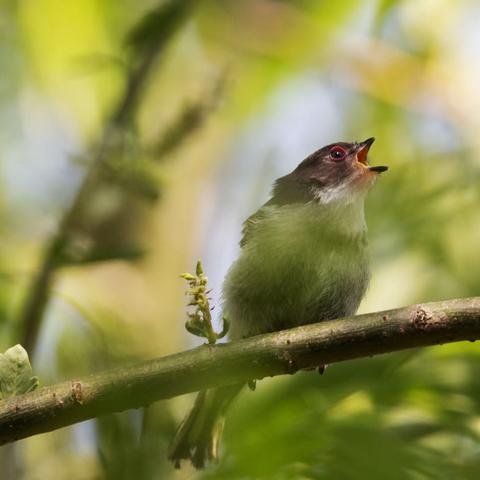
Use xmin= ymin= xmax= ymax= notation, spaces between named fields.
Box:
xmin=356 ymin=137 xmax=388 ymax=173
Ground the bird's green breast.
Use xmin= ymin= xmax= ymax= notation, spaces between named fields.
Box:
xmin=223 ymin=202 xmax=370 ymax=339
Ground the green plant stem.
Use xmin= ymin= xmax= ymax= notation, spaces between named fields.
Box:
xmin=1 ymin=297 xmax=479 ymax=445
xmin=205 ymin=317 xmax=217 ymax=345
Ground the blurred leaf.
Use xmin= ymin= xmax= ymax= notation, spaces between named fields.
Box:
xmin=60 ymin=244 xmax=146 ymax=266
xmin=126 ymin=0 xmax=195 ymax=54
xmin=71 ymin=53 xmax=128 ymax=77
xmin=0 ymin=344 xmax=39 ymax=399
xmin=151 ymin=73 xmax=225 ymax=159
xmin=104 ymin=156 xmax=163 ymax=201
xmin=199 ymin=351 xmax=480 ymax=479
xmin=96 ymin=406 xmax=177 ymax=480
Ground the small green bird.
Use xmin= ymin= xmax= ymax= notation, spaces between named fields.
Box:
xmin=169 ymin=138 xmax=387 ymax=468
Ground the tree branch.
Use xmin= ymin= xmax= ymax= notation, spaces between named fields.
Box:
xmin=17 ymin=51 xmax=158 ymax=355
xmin=1 ymin=297 xmax=479 ymax=445
xmin=17 ymin=0 xmax=193 ymax=355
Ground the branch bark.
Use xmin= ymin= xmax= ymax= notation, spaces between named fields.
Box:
xmin=1 ymin=297 xmax=479 ymax=445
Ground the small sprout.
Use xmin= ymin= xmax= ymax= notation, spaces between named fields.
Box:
xmin=180 ymin=273 xmax=196 ymax=281
xmin=181 ymin=260 xmax=229 ymax=344
xmin=247 ymin=379 xmax=256 ymax=391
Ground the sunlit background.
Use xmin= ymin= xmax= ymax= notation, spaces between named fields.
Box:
xmin=1 ymin=0 xmax=480 ymax=478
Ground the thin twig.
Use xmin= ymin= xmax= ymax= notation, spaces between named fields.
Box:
xmin=1 ymin=297 xmax=479 ymax=445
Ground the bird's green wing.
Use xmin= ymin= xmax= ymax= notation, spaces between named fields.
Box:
xmin=239 ymin=205 xmax=270 ymax=248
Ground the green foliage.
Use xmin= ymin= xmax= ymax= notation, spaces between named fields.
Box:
xmin=103 ymin=151 xmax=163 ymax=201
xmin=95 ymin=407 xmax=177 ymax=480
xmin=0 ymin=345 xmax=39 ymax=399
xmin=152 ymin=92 xmax=222 ymax=160
xmin=60 ymin=243 xmax=146 ymax=267
xmin=201 ymin=349 xmax=480 ymax=480
xmin=126 ymin=0 xmax=194 ymax=54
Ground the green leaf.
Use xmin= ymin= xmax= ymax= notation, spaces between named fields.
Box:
xmin=217 ymin=317 xmax=230 ymax=340
xmin=126 ymin=0 xmax=194 ymax=54
xmin=185 ymin=321 xmax=207 ymax=338
xmin=60 ymin=244 xmax=146 ymax=266
xmin=180 ymin=273 xmax=196 ymax=281
xmin=0 ymin=344 xmax=39 ymax=400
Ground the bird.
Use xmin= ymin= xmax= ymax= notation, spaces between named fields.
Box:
xmin=168 ymin=137 xmax=387 ymax=469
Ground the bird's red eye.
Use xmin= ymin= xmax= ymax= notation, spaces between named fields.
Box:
xmin=330 ymin=146 xmax=347 ymax=161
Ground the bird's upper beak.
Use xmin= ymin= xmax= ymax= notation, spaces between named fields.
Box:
xmin=355 ymin=137 xmax=388 ymax=173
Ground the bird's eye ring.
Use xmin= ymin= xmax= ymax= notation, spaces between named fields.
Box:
xmin=330 ymin=146 xmax=347 ymax=161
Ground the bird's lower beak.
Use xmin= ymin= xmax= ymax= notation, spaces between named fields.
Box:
xmin=368 ymin=165 xmax=388 ymax=173
xmin=356 ymin=137 xmax=388 ymax=173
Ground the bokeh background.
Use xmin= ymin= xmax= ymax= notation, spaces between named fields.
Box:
xmin=1 ymin=0 xmax=480 ymax=478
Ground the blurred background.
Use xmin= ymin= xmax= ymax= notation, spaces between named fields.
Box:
xmin=1 ymin=0 xmax=480 ymax=478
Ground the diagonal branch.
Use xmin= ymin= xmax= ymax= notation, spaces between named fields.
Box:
xmin=17 ymin=0 xmax=194 ymax=355
xmin=18 ymin=49 xmax=156 ymax=354
xmin=1 ymin=297 xmax=480 ymax=445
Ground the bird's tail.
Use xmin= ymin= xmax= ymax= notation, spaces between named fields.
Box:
xmin=168 ymin=383 xmax=244 ymax=469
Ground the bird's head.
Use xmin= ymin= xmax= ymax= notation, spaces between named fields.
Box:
xmin=274 ymin=138 xmax=387 ymax=206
